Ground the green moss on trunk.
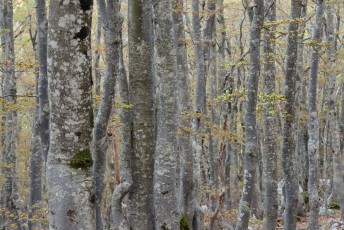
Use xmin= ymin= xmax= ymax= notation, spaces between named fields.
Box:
xmin=69 ymin=149 xmax=93 ymax=170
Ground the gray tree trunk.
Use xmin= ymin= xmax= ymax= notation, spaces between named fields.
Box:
xmin=153 ymin=1 xmax=180 ymax=228
xmin=172 ymin=0 xmax=194 ymax=225
xmin=36 ymin=0 xmax=49 ymax=164
xmin=46 ymin=1 xmax=95 ymax=229
xmin=262 ymin=1 xmax=278 ymax=229
xmin=112 ymin=51 xmax=132 ymax=230
xmin=235 ymin=0 xmax=264 ymax=229
xmin=295 ymin=0 xmax=308 ymax=195
xmin=203 ymin=0 xmax=218 ymax=200
xmin=94 ymin=14 xmax=102 ymax=96
xmin=192 ymin=0 xmax=206 ymax=228
xmin=282 ymin=0 xmax=303 ymax=229
xmin=307 ymin=1 xmax=323 ymax=229
xmin=326 ymin=3 xmax=344 ymax=220
xmin=28 ymin=1 xmax=48 ymax=228
xmin=128 ymin=0 xmax=155 ymax=229
xmin=0 ymin=0 xmax=20 ymax=228
xmin=93 ymin=0 xmax=122 ymax=228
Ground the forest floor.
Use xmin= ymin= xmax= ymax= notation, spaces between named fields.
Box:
xmin=204 ymin=209 xmax=343 ymax=229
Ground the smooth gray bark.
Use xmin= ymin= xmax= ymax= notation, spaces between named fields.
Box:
xmin=172 ymin=0 xmax=194 ymax=225
xmin=128 ymin=0 xmax=155 ymax=228
xmin=46 ymin=1 xmax=95 ymax=229
xmin=153 ymin=1 xmax=180 ymax=228
xmin=93 ymin=0 xmax=122 ymax=228
xmin=203 ymin=0 xmax=219 ymax=206
xmin=36 ymin=0 xmax=49 ymax=163
xmin=94 ymin=14 xmax=102 ymax=96
xmin=192 ymin=0 xmax=206 ymax=228
xmin=282 ymin=1 xmax=303 ymax=229
xmin=28 ymin=1 xmax=48 ymax=228
xmin=235 ymin=0 xmax=264 ymax=229
xmin=326 ymin=3 xmax=344 ymax=220
xmin=0 ymin=0 xmax=20 ymax=228
xmin=307 ymin=1 xmax=323 ymax=229
xmin=263 ymin=1 xmax=278 ymax=229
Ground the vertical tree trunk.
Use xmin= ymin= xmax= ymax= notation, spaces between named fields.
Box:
xmin=235 ymin=0 xmax=264 ymax=229
xmin=203 ymin=0 xmax=219 ymax=207
xmin=262 ymin=1 xmax=278 ymax=229
xmin=282 ymin=0 xmax=303 ymax=229
xmin=93 ymin=0 xmax=122 ymax=228
xmin=36 ymin=0 xmax=49 ymax=164
xmin=46 ymin=1 xmax=95 ymax=229
xmin=326 ymin=3 xmax=344 ymax=220
xmin=172 ymin=0 xmax=194 ymax=225
xmin=0 ymin=0 xmax=20 ymax=227
xmin=192 ymin=0 xmax=206 ymax=228
xmin=307 ymin=1 xmax=323 ymax=229
xmin=153 ymin=1 xmax=180 ymax=228
xmin=94 ymin=14 xmax=102 ymax=96
xmin=128 ymin=0 xmax=155 ymax=228
xmin=29 ymin=1 xmax=48 ymax=228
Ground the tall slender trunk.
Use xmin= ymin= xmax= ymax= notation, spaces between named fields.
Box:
xmin=128 ymin=0 xmax=155 ymax=228
xmin=326 ymin=2 xmax=344 ymax=220
xmin=192 ymin=0 xmax=206 ymax=228
xmin=153 ymin=1 xmax=180 ymax=228
xmin=28 ymin=1 xmax=48 ymax=228
xmin=307 ymin=1 xmax=323 ymax=229
xmin=203 ymin=0 xmax=218 ymax=200
xmin=235 ymin=0 xmax=264 ymax=229
xmin=172 ymin=0 xmax=194 ymax=225
xmin=46 ymin=1 xmax=95 ymax=228
xmin=94 ymin=14 xmax=102 ymax=97
xmin=93 ymin=0 xmax=122 ymax=228
xmin=262 ymin=1 xmax=278 ymax=229
xmin=0 ymin=0 xmax=20 ymax=227
xmin=282 ymin=1 xmax=303 ymax=229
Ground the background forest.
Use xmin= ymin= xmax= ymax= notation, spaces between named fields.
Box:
xmin=0 ymin=0 xmax=344 ymax=229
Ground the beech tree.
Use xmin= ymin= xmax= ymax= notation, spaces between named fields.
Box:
xmin=282 ymin=0 xmax=303 ymax=229
xmin=46 ymin=1 xmax=95 ymax=228
xmin=235 ymin=0 xmax=264 ymax=229
xmin=127 ymin=0 xmax=155 ymax=229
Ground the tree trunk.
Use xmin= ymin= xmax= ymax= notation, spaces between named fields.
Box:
xmin=93 ymin=0 xmax=122 ymax=228
xmin=153 ymin=1 xmax=180 ymax=228
xmin=172 ymin=0 xmax=194 ymax=225
xmin=28 ymin=1 xmax=48 ymax=228
xmin=235 ymin=0 xmax=264 ymax=229
xmin=282 ymin=1 xmax=303 ymax=229
xmin=326 ymin=2 xmax=344 ymax=220
xmin=46 ymin=1 xmax=95 ymax=229
xmin=192 ymin=0 xmax=206 ymax=228
xmin=0 ymin=0 xmax=20 ymax=228
xmin=307 ymin=1 xmax=323 ymax=229
xmin=128 ymin=0 xmax=155 ymax=228
xmin=94 ymin=14 xmax=102 ymax=96
xmin=262 ymin=1 xmax=278 ymax=229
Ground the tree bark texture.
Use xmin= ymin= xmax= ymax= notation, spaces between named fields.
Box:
xmin=282 ymin=0 xmax=303 ymax=229
xmin=263 ymin=1 xmax=278 ymax=229
xmin=128 ymin=0 xmax=155 ymax=229
xmin=93 ymin=0 xmax=122 ymax=228
xmin=0 ymin=0 xmax=20 ymax=227
xmin=235 ymin=0 xmax=264 ymax=229
xmin=153 ymin=1 xmax=180 ymax=228
xmin=192 ymin=0 xmax=206 ymax=228
xmin=326 ymin=3 xmax=344 ymax=220
xmin=172 ymin=0 xmax=194 ymax=225
xmin=307 ymin=1 xmax=323 ymax=229
xmin=46 ymin=1 xmax=95 ymax=229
